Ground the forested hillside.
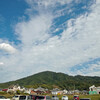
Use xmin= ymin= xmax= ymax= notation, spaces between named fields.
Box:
xmin=0 ymin=71 xmax=100 ymax=90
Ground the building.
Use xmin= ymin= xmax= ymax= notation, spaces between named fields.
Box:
xmin=51 ymin=88 xmax=60 ymax=95
xmin=7 ymin=84 xmax=25 ymax=93
xmin=63 ymin=89 xmax=68 ymax=94
xmin=89 ymin=85 xmax=100 ymax=94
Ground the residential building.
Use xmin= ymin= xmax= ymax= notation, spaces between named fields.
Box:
xmin=7 ymin=84 xmax=25 ymax=93
xmin=89 ymin=85 xmax=100 ymax=94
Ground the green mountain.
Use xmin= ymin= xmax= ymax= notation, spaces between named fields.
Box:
xmin=0 ymin=71 xmax=100 ymax=90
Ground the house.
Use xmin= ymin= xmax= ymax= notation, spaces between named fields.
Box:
xmin=24 ymin=88 xmax=35 ymax=94
xmin=24 ymin=88 xmax=32 ymax=94
xmin=51 ymin=90 xmax=58 ymax=95
xmin=63 ymin=89 xmax=68 ymax=94
xmin=89 ymin=85 xmax=100 ymax=94
xmin=67 ymin=90 xmax=74 ymax=94
xmin=2 ymin=89 xmax=8 ymax=92
xmin=74 ymin=90 xmax=80 ymax=94
xmin=34 ymin=87 xmax=45 ymax=92
xmin=34 ymin=87 xmax=46 ymax=94
xmin=34 ymin=87 xmax=46 ymax=95
xmin=81 ymin=90 xmax=88 ymax=95
xmin=30 ymin=90 xmax=37 ymax=95
xmin=51 ymin=88 xmax=60 ymax=95
xmin=7 ymin=84 xmax=25 ymax=93
xmin=35 ymin=90 xmax=44 ymax=95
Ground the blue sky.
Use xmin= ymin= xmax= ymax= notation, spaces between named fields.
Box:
xmin=0 ymin=0 xmax=28 ymax=43
xmin=0 ymin=0 xmax=100 ymax=83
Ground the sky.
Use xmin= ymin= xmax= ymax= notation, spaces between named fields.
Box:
xmin=0 ymin=0 xmax=100 ymax=83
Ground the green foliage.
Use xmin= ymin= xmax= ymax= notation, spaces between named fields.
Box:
xmin=0 ymin=71 xmax=100 ymax=90
xmin=0 ymin=91 xmax=7 ymax=95
xmin=16 ymin=90 xmax=21 ymax=95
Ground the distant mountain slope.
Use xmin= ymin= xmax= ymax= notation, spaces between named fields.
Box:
xmin=0 ymin=71 xmax=100 ymax=90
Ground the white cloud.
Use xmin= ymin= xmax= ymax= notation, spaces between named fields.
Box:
xmin=26 ymin=0 xmax=72 ymax=7
xmin=25 ymin=0 xmax=73 ymax=17
xmin=73 ymin=61 xmax=100 ymax=76
xmin=0 ymin=0 xmax=100 ymax=82
xmin=0 ymin=62 xmax=4 ymax=66
xmin=15 ymin=14 xmax=53 ymax=46
xmin=0 ymin=43 xmax=16 ymax=54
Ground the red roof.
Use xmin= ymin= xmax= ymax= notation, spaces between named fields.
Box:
xmin=2 ymin=89 xmax=8 ymax=91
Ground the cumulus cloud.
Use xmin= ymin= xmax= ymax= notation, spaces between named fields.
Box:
xmin=0 ymin=0 xmax=100 ymax=82
xmin=0 ymin=43 xmax=16 ymax=54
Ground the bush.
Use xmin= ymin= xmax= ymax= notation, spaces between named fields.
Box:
xmin=0 ymin=91 xmax=7 ymax=95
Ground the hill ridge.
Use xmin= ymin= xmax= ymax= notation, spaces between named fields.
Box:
xmin=0 ymin=71 xmax=100 ymax=90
